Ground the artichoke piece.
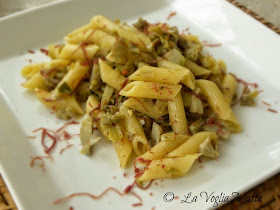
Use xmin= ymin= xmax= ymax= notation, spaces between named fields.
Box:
xmin=163 ymin=48 xmax=185 ymax=66
xmin=80 ymin=117 xmax=101 ymax=156
xmin=108 ymin=125 xmax=123 ymax=141
xmin=199 ymin=136 xmax=219 ymax=158
xmin=80 ymin=135 xmax=101 ymax=155
xmin=240 ymin=88 xmax=259 ymax=107
xmin=150 ymin=122 xmax=164 ymax=147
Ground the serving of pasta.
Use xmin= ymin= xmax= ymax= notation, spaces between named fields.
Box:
xmin=21 ymin=15 xmax=258 ymax=185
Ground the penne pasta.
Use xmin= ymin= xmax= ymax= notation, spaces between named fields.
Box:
xmin=66 ymin=23 xmax=93 ymax=39
xmin=113 ymin=122 xmax=133 ymax=168
xmin=86 ymin=96 xmax=109 ymax=141
xmin=136 ymin=154 xmax=201 ymax=182
xmin=129 ymin=66 xmax=187 ymax=85
xmin=89 ymin=62 xmax=101 ymax=91
xmin=139 ymin=133 xmax=189 ymax=161
xmin=99 ymin=59 xmax=127 ymax=90
xmin=168 ymin=92 xmax=188 ymax=135
xmin=184 ymin=58 xmax=211 ymax=77
xmin=48 ymin=44 xmax=65 ymax=59
xmin=59 ymin=44 xmax=99 ymax=61
xmin=35 ymin=90 xmax=84 ymax=115
xmin=54 ymin=61 xmax=90 ymax=96
xmin=91 ymin=15 xmax=151 ymax=52
xmin=119 ymin=105 xmax=150 ymax=156
xmin=20 ymin=14 xmax=256 ymax=184
xmin=222 ymin=73 xmax=237 ymax=105
xmin=22 ymin=72 xmax=47 ymax=90
xmin=120 ymin=81 xmax=181 ymax=100
xmin=196 ymin=80 xmax=241 ymax=132
xmin=90 ymin=15 xmax=119 ymax=33
xmin=113 ymin=133 xmax=133 ymax=168
xmin=200 ymin=56 xmax=219 ymax=74
xmin=80 ymin=117 xmax=94 ymax=156
xmin=167 ymin=132 xmax=218 ymax=158
xmin=65 ymin=29 xmax=117 ymax=55
xmin=123 ymin=98 xmax=168 ymax=119
xmin=21 ymin=63 xmax=43 ymax=79
xmin=86 ymin=94 xmax=99 ymax=116
xmin=157 ymin=59 xmax=195 ymax=90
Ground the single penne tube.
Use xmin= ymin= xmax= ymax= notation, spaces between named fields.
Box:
xmin=101 ymin=85 xmax=114 ymax=110
xmin=54 ymin=61 xmax=90 ymax=96
xmin=99 ymin=59 xmax=127 ymax=90
xmin=91 ymin=15 xmax=151 ymax=52
xmin=65 ymin=29 xmax=117 ymax=53
xmin=41 ymin=59 xmax=70 ymax=76
xmin=120 ymin=81 xmax=181 ymax=100
xmin=85 ymin=29 xmax=117 ymax=51
xmin=21 ymin=59 xmax=70 ymax=79
xmin=66 ymin=23 xmax=93 ymax=39
xmin=48 ymin=44 xmax=65 ymax=59
xmin=117 ymin=24 xmax=151 ymax=53
xmin=199 ymin=56 xmax=219 ymax=74
xmin=21 ymin=63 xmax=43 ymax=79
xmin=119 ymin=105 xmax=150 ymax=156
xmin=123 ymin=98 xmax=168 ymax=119
xmin=45 ymin=59 xmax=70 ymax=69
xmin=59 ymin=44 xmax=99 ymax=61
xmin=185 ymin=58 xmax=211 ymax=77
xmin=218 ymin=60 xmax=227 ymax=73
xmin=89 ymin=63 xmax=101 ymax=91
xmin=136 ymin=154 xmax=201 ymax=182
xmin=90 ymin=15 xmax=119 ymax=33
xmin=22 ymin=72 xmax=47 ymax=90
xmin=86 ymin=95 xmax=109 ymax=140
xmin=35 ymin=90 xmax=84 ymax=115
xmin=113 ymin=122 xmax=133 ymax=168
xmin=196 ymin=80 xmax=241 ymax=132
xmin=113 ymin=138 xmax=133 ymax=168
xmin=167 ymin=132 xmax=218 ymax=158
xmin=139 ymin=133 xmax=189 ymax=161
xmin=90 ymin=15 xmax=151 ymax=52
xmin=86 ymin=94 xmax=99 ymax=116
xmin=222 ymin=73 xmax=237 ymax=105
xmin=129 ymin=66 xmax=187 ymax=85
xmin=168 ymin=92 xmax=189 ymax=135
xmin=157 ymin=59 xmax=195 ymax=90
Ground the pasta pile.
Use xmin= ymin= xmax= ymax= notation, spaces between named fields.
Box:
xmin=21 ymin=15 xmax=257 ymax=184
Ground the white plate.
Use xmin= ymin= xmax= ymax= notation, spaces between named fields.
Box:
xmin=0 ymin=0 xmax=280 ymax=209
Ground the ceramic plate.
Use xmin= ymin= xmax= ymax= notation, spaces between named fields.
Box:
xmin=0 ymin=0 xmax=280 ymax=209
